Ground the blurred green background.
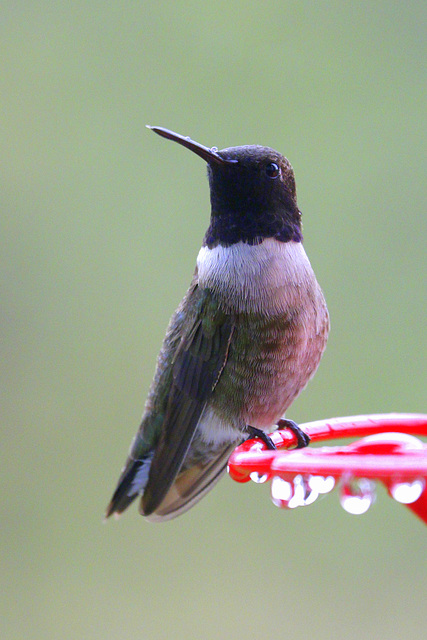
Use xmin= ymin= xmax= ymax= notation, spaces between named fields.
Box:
xmin=1 ymin=2 xmax=426 ymax=639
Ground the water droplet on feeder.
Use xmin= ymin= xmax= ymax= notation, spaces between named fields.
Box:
xmin=271 ymin=476 xmax=293 ymax=508
xmin=271 ymin=475 xmax=319 ymax=509
xmin=250 ymin=472 xmax=269 ymax=484
xmin=308 ymin=475 xmax=336 ymax=494
xmin=293 ymin=475 xmax=319 ymax=507
xmin=390 ymin=478 xmax=425 ymax=504
xmin=340 ymin=478 xmax=376 ymax=515
xmin=210 ymin=146 xmax=218 ymax=153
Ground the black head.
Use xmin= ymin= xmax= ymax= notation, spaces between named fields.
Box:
xmin=148 ymin=126 xmax=302 ymax=248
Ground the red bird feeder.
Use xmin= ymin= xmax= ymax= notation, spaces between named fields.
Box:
xmin=227 ymin=413 xmax=427 ymax=524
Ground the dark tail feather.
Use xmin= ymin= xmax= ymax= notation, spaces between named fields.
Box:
xmin=105 ymin=458 xmax=148 ymax=519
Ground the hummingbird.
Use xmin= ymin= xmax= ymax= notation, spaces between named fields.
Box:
xmin=105 ymin=126 xmax=329 ymax=522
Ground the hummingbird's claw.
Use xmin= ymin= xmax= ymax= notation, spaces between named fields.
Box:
xmin=277 ymin=419 xmax=310 ymax=448
xmin=246 ymin=426 xmax=277 ymax=450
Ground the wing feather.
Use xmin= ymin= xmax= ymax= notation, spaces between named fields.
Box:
xmin=141 ymin=287 xmax=234 ymax=516
xmin=144 ymin=443 xmax=236 ymax=522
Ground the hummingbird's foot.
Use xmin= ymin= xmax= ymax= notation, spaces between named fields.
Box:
xmin=277 ymin=419 xmax=310 ymax=449
xmin=246 ymin=426 xmax=277 ymax=450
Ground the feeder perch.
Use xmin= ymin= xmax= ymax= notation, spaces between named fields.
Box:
xmin=227 ymin=413 xmax=427 ymax=524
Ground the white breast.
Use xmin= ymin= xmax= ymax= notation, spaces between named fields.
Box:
xmin=196 ymin=238 xmax=316 ymax=314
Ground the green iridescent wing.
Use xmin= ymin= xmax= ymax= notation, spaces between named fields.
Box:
xmin=141 ymin=285 xmax=234 ymax=516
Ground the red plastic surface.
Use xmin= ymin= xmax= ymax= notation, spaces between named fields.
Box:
xmin=227 ymin=413 xmax=427 ymax=524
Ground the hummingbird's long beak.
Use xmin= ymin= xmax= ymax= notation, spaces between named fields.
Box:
xmin=147 ymin=126 xmax=237 ymax=166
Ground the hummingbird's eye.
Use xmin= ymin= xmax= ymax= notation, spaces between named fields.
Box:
xmin=265 ymin=162 xmax=281 ymax=179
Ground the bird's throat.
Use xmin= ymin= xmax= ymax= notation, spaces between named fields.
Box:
xmin=196 ymin=238 xmax=316 ymax=315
